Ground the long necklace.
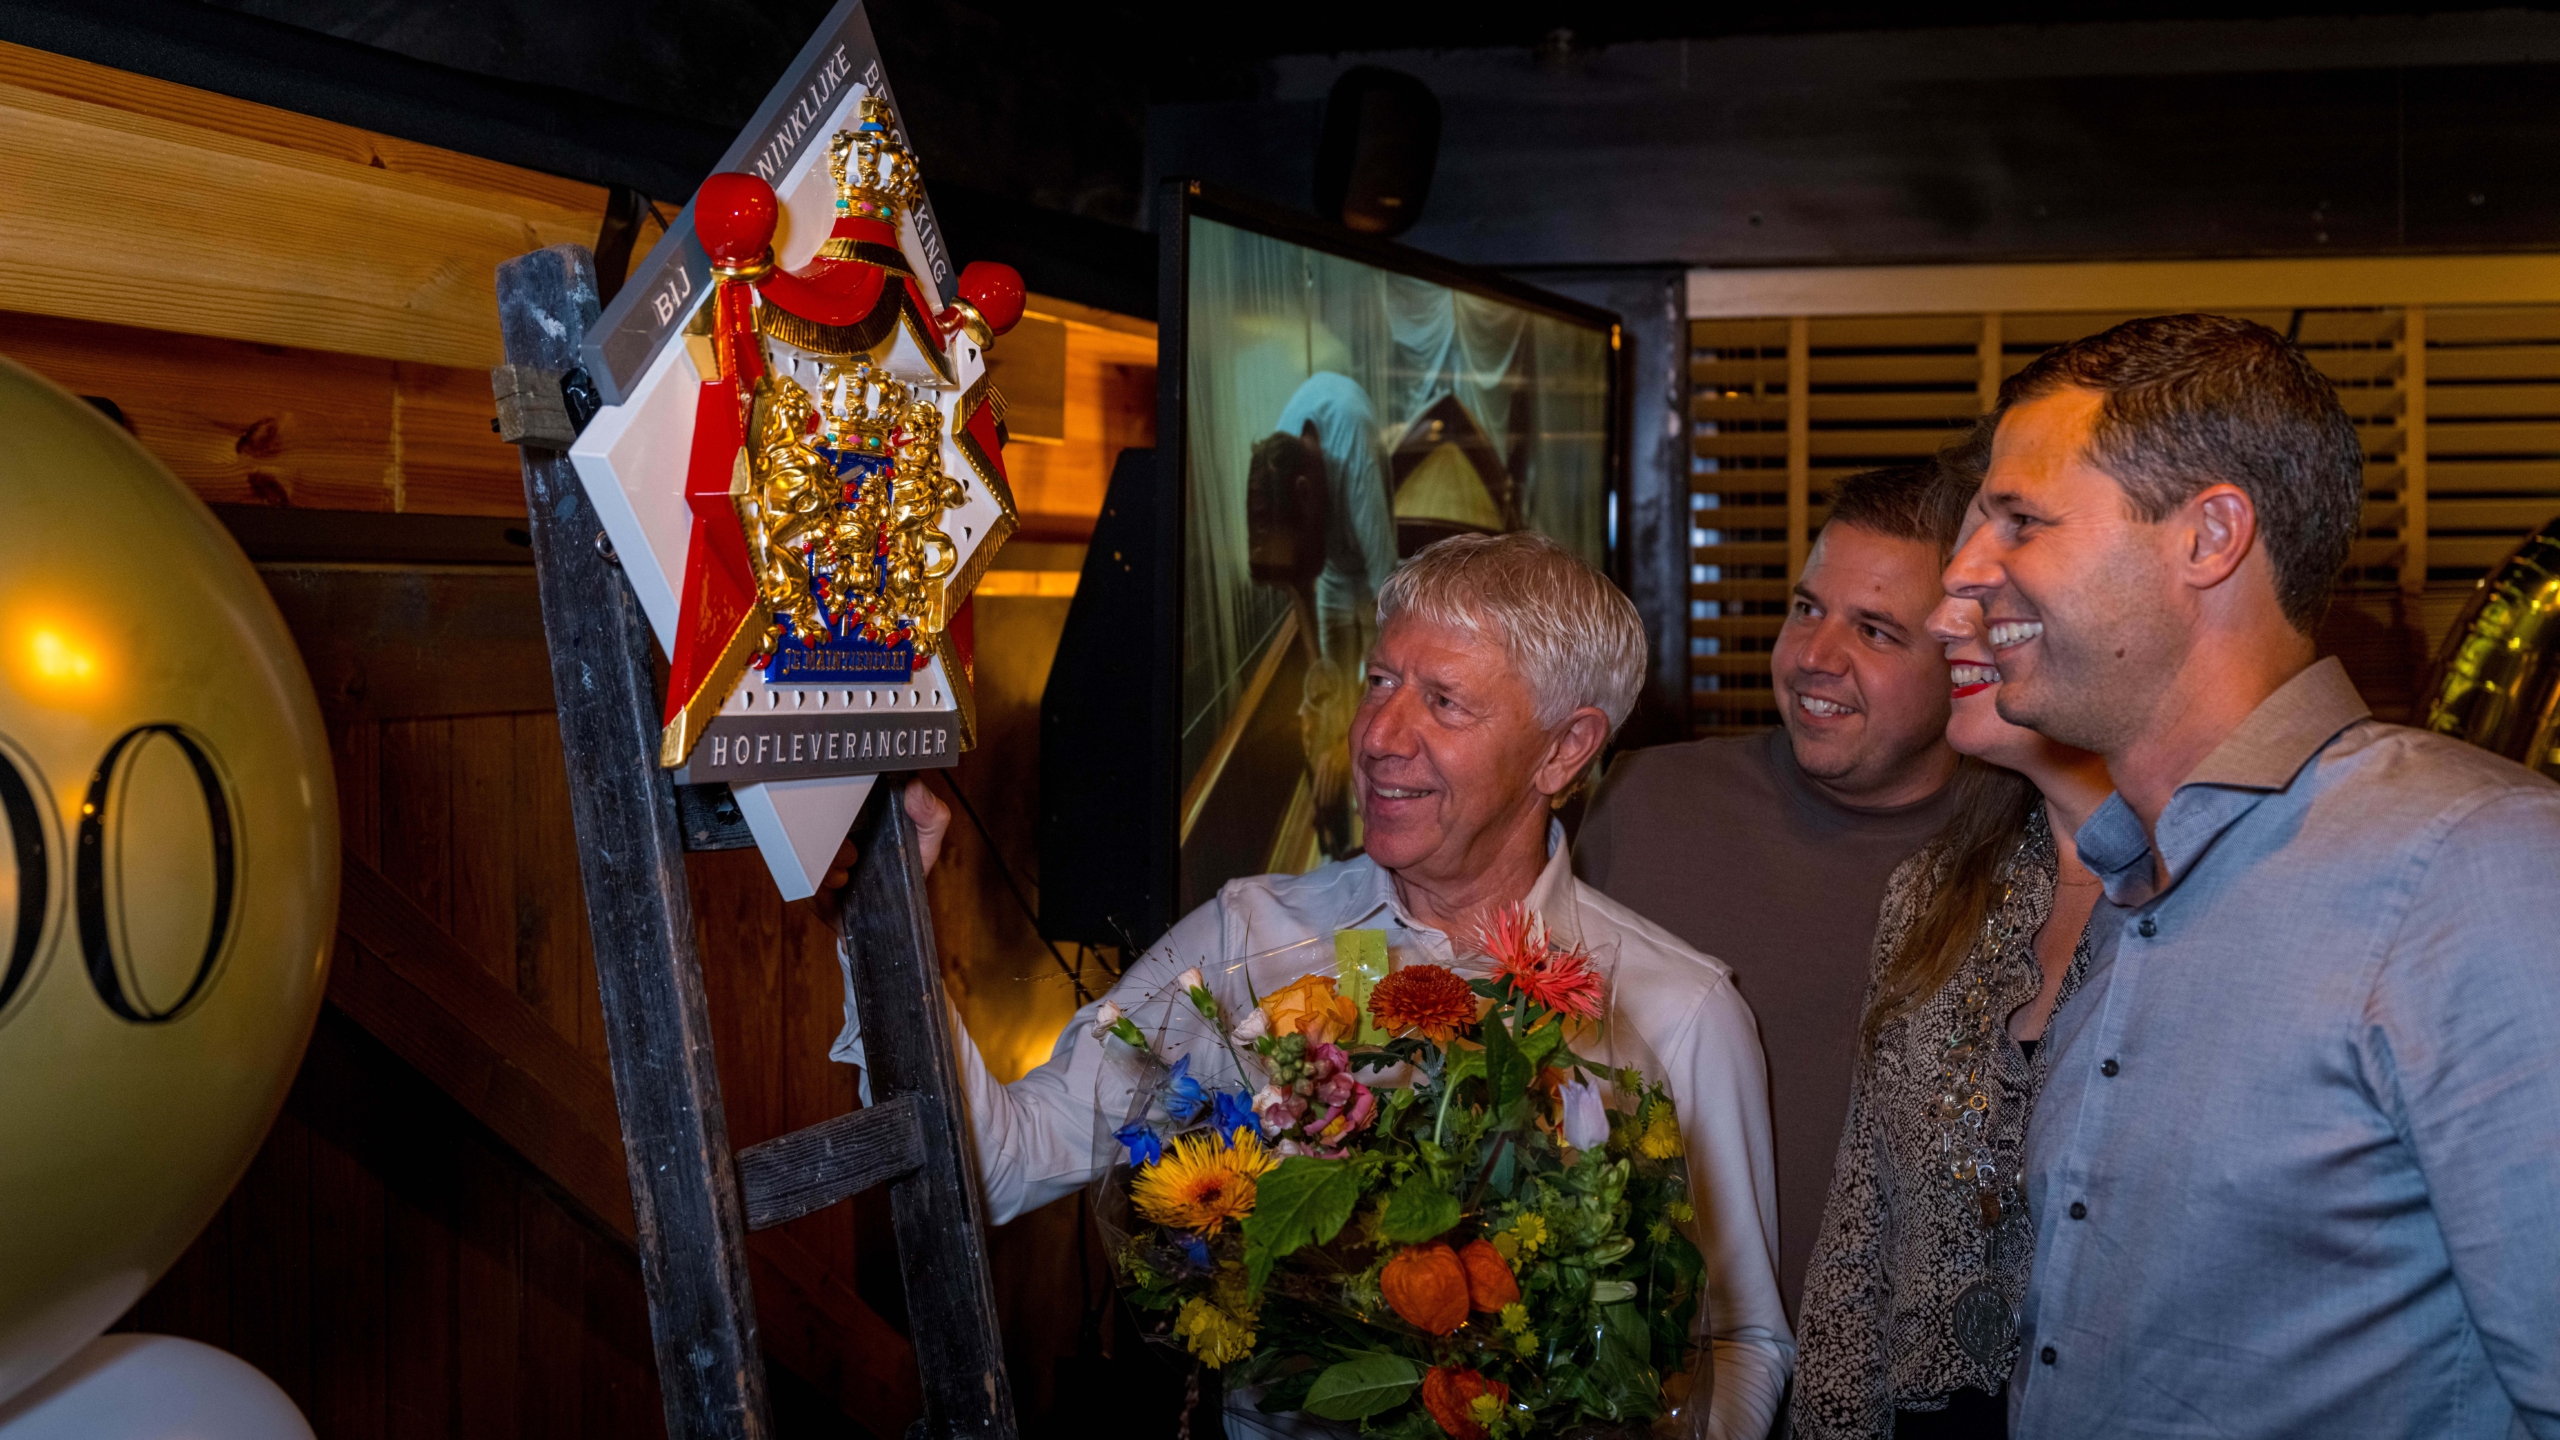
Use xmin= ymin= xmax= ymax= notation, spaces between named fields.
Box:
xmin=1934 ymin=838 xmax=2033 ymax=1365
xmin=1931 ymin=863 xmax=2023 ymax=1227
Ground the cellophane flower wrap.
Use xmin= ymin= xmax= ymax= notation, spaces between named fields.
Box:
xmin=1090 ymin=907 xmax=1708 ymax=1439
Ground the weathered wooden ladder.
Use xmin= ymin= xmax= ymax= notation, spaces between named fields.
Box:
xmin=495 ymin=242 xmax=1016 ymax=1440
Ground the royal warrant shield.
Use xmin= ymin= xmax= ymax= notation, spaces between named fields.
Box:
xmin=567 ymin=0 xmax=1022 ymax=897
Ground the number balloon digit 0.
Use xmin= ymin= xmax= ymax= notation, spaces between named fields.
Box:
xmin=0 ymin=724 xmax=240 ymax=1028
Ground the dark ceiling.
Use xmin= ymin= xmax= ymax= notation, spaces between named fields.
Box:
xmin=1136 ymin=0 xmax=2541 ymax=61
xmin=3 ymin=0 xmax=2550 ymax=313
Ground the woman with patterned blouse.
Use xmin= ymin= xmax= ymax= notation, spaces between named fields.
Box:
xmin=1788 ymin=488 xmax=2114 ymax=1440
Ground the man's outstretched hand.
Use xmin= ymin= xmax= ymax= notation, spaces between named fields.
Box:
xmin=814 ymin=779 xmax=952 ymax=925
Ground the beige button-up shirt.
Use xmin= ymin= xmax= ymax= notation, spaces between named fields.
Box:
xmin=951 ymin=826 xmax=1793 ymax=1440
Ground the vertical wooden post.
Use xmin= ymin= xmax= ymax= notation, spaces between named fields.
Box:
xmin=1785 ymin=315 xmax=1811 ymax=580
xmin=842 ymin=781 xmax=1018 ymax=1440
xmin=498 ymin=243 xmax=772 ymax=1440
xmin=2402 ymin=304 xmax=2430 ymax=595
xmin=1978 ymin=312 xmax=2005 ymax=414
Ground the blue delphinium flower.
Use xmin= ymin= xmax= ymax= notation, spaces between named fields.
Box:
xmin=1163 ymin=1054 xmax=1210 ymax=1123
xmin=1180 ymin=1234 xmax=1212 ymax=1271
xmin=1113 ymin=1121 xmax=1162 ymax=1168
xmin=1213 ymin=1088 xmax=1262 ymax=1141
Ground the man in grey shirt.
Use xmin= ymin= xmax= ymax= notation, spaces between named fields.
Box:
xmin=1947 ymin=312 xmax=2560 ymax=1437
xmin=1580 ymin=464 xmax=1961 ymax=1317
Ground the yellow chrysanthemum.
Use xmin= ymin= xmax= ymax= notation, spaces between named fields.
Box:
xmin=1638 ymin=1104 xmax=1684 ymax=1160
xmin=1132 ymin=1128 xmax=1276 ymax=1234
xmin=1509 ymin=1214 xmax=1550 ymax=1258
xmin=1469 ymin=1394 xmax=1504 ymax=1427
xmin=1174 ymin=1295 xmax=1258 ymax=1367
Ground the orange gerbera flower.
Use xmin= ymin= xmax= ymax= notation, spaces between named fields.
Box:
xmin=1475 ymin=903 xmax=1604 ymax=1019
xmin=1368 ymin=964 xmax=1477 ymax=1044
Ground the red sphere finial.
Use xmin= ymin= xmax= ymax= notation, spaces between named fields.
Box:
xmin=957 ymin=261 xmax=1026 ymax=337
xmin=695 ymin=173 xmax=779 ymax=270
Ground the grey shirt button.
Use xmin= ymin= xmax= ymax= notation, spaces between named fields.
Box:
xmin=2137 ymin=915 xmax=2158 ymax=938
xmin=2069 ymin=1201 xmax=2088 ymax=1219
xmin=2040 ymin=1345 xmax=2058 ymax=1365
xmin=2101 ymin=1058 xmax=2119 ymax=1077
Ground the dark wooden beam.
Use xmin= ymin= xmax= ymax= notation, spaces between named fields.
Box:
xmin=676 ymin=783 xmax=758 ymax=852
xmin=843 ymin=778 xmax=1018 ymax=1440
xmin=737 ymin=1098 xmax=924 ymax=1232
xmin=499 ymin=242 xmax=771 ymax=1440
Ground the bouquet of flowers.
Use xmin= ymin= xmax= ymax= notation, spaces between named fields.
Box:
xmin=1090 ymin=905 xmax=1706 ymax=1439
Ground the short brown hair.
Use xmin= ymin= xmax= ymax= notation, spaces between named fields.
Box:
xmin=1996 ymin=313 xmax=2362 ymax=631
xmin=1827 ymin=462 xmax=1961 ymax=554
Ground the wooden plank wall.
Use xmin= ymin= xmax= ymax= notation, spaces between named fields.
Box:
xmin=0 ymin=40 xmax=618 ymax=370
xmin=120 ymin=1010 xmax=673 ymax=1440
xmin=0 ymin=36 xmax=1162 ymax=1439
xmin=995 ymin=298 xmax=1160 ymax=538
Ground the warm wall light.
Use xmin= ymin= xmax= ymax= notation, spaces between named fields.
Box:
xmin=28 ymin=629 xmax=96 ymax=683
xmin=14 ymin=621 xmax=105 ymax=696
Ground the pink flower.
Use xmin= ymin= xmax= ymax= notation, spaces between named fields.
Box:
xmin=1310 ymin=1081 xmax=1380 ymax=1146
xmin=1259 ymin=1087 xmax=1307 ymax=1131
xmin=1342 ymin=1084 xmax=1377 ymax=1135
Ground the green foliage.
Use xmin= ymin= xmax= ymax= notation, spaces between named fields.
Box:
xmin=1517 ymin=1017 xmax=1565 ymax=1071
xmin=1378 ymin=1178 xmax=1461 ymax=1244
xmin=1301 ymin=1352 xmax=1422 ymax=1420
xmin=1239 ymin=1157 xmax=1362 ymax=1294
xmin=1251 ymin=1365 xmax=1322 ymax=1415
xmin=1583 ymin=1301 xmax=1662 ymax=1421
xmin=1364 ymin=1407 xmax=1450 ymax=1440
xmin=1483 ymin=1012 xmax=1528 ymax=1116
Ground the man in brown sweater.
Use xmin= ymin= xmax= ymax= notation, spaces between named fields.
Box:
xmin=1578 ymin=465 xmax=1961 ymax=1320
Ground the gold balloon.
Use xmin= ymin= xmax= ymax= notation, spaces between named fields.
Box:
xmin=2420 ymin=517 xmax=2560 ymax=778
xmin=0 ymin=357 xmax=337 ymax=1405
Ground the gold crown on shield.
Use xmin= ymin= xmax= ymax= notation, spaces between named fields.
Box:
xmin=830 ymin=96 xmax=924 ymax=226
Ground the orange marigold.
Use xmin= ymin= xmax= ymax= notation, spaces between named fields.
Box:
xmin=1368 ymin=964 xmax=1476 ymax=1044
xmin=1420 ymin=1367 xmax=1510 ymax=1440
xmin=1475 ymin=902 xmax=1604 ymax=1019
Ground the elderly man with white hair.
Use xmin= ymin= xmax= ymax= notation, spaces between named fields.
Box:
xmin=858 ymin=531 xmax=1791 ymax=1438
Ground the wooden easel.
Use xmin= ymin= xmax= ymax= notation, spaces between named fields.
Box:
xmin=496 ymin=242 xmax=1017 ymax=1440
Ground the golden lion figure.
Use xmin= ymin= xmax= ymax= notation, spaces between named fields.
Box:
xmin=742 ymin=374 xmax=842 ymax=653
xmin=877 ymin=395 xmax=969 ymax=638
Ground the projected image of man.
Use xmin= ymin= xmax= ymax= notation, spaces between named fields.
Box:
xmin=1248 ymin=372 xmax=1400 ymax=856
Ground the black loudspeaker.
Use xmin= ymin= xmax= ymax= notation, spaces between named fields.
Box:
xmin=1038 ymin=446 xmax=1178 ymax=950
xmin=1313 ymin=67 xmax=1441 ymax=238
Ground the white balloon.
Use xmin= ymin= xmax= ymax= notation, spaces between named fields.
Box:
xmin=0 ymin=1335 xmax=312 ymax=1440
